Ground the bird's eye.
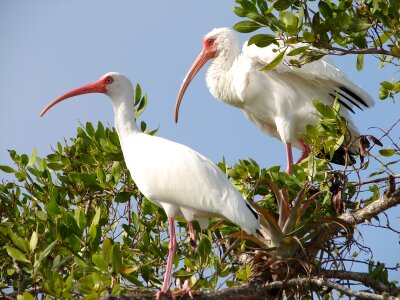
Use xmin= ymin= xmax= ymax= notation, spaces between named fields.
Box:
xmin=106 ymin=76 xmax=113 ymax=84
xmin=207 ymin=38 xmax=214 ymax=46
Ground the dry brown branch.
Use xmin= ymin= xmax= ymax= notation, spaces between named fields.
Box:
xmin=304 ymin=185 xmax=400 ymax=260
xmin=97 ymin=276 xmax=400 ymax=300
xmin=321 ymin=269 xmax=400 ymax=295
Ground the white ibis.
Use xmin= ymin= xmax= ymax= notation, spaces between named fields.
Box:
xmin=175 ymin=28 xmax=374 ymax=174
xmin=40 ymin=72 xmax=260 ymax=299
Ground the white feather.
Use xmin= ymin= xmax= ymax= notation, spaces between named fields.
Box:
xmin=204 ymin=28 xmax=374 ymax=148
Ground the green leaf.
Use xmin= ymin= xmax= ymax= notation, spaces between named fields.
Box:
xmin=92 ymin=253 xmax=108 ymax=272
xmin=233 ymin=6 xmax=247 ymax=18
xmin=88 ymin=208 xmax=101 ymax=251
xmin=102 ymin=237 xmax=112 ymax=263
xmin=20 ymin=154 xmax=29 ymax=166
xmin=197 ymin=236 xmax=212 ymax=265
xmin=6 ymin=245 xmax=30 ymax=263
xmin=134 ymin=83 xmax=142 ymax=106
xmin=27 ymin=148 xmax=37 ymax=167
xmin=109 ymin=131 xmax=120 ymax=147
xmin=246 ymin=12 xmax=267 ymax=24
xmin=172 ymin=269 xmax=194 ymax=278
xmin=233 ymin=21 xmax=262 ymax=33
xmin=279 ymin=11 xmax=299 ymax=35
xmin=248 ymin=34 xmax=277 ymax=47
xmin=353 ymin=35 xmax=367 ymax=48
xmin=76 ymin=273 xmax=106 ymax=294
xmin=236 ymin=0 xmax=258 ymax=13
xmin=95 ymin=121 xmax=105 ymax=139
xmin=313 ymin=100 xmax=335 ymax=118
xmin=37 ymin=240 xmax=57 ymax=264
xmin=47 ymin=162 xmax=64 ymax=171
xmin=356 ymin=54 xmax=364 ymax=71
xmin=17 ymin=291 xmax=34 ymax=300
xmin=115 ymin=191 xmax=131 ymax=203
xmin=261 ymin=49 xmax=286 ymax=70
xmin=0 ymin=165 xmax=15 ymax=173
xmin=89 ymin=208 xmax=101 ymax=230
xmin=375 ymin=31 xmax=392 ymax=47
xmin=378 ymin=87 xmax=389 ymax=100
xmin=110 ymin=244 xmax=122 ymax=273
xmin=45 ymin=196 xmax=61 ymax=216
xmin=318 ymin=1 xmax=332 ymax=18
xmin=337 ymin=12 xmax=351 ymax=31
xmin=75 ymin=207 xmax=87 ymax=230
xmin=379 ymin=149 xmax=397 ymax=157
xmin=29 ymin=231 xmax=38 ymax=253
xmin=136 ymin=94 xmax=148 ymax=118
xmin=380 ymin=81 xmax=394 ymax=90
xmin=85 ymin=122 xmax=95 ymax=137
xmin=287 ymin=45 xmax=310 ymax=56
xmin=350 ymin=19 xmax=371 ymax=32
xmin=274 ymin=0 xmax=294 ymax=11
xmin=303 ymin=31 xmax=315 ymax=42
xmin=140 ymin=121 xmax=147 ymax=132
xmin=8 ymin=228 xmax=29 ymax=253
xmin=235 ymin=265 xmax=251 ymax=281
xmin=256 ymin=0 xmax=269 ymax=13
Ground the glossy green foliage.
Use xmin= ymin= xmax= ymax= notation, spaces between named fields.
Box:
xmin=0 ymin=86 xmax=259 ymax=299
xmin=233 ymin=0 xmax=400 ymax=101
xmin=0 ymin=88 xmax=398 ymax=298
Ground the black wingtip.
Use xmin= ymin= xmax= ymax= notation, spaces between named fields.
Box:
xmin=317 ymin=146 xmax=357 ymax=166
xmin=340 ymin=86 xmax=369 ymax=108
xmin=329 ymin=93 xmax=355 ymax=114
xmin=245 ymin=202 xmax=259 ymax=220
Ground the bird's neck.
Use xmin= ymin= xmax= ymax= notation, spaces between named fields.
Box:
xmin=206 ymin=46 xmax=243 ymax=107
xmin=112 ymin=96 xmax=141 ymax=141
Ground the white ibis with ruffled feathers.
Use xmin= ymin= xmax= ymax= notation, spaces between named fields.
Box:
xmin=40 ymin=72 xmax=260 ymax=299
xmin=175 ymin=28 xmax=374 ymax=174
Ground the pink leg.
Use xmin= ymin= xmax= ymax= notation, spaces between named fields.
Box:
xmin=188 ymin=221 xmax=197 ymax=247
xmin=286 ymin=142 xmax=293 ymax=174
xmin=156 ymin=217 xmax=176 ymax=300
xmin=173 ymin=221 xmax=200 ymax=298
xmin=295 ymin=139 xmax=311 ymax=164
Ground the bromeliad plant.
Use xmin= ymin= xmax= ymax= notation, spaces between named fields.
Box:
xmin=216 ymin=100 xmax=385 ymax=286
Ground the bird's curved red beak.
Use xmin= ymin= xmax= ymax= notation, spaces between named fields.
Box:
xmin=40 ymin=78 xmax=107 ymax=117
xmin=174 ymin=48 xmax=215 ymax=123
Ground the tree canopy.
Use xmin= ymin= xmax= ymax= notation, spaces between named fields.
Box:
xmin=1 ymin=0 xmax=399 ymax=299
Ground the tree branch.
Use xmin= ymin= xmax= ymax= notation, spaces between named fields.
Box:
xmin=321 ymin=269 xmax=400 ymax=295
xmin=324 ymin=45 xmax=400 ymax=59
xmin=305 ymin=186 xmax=400 ymax=259
xmin=97 ymin=276 xmax=399 ymax=300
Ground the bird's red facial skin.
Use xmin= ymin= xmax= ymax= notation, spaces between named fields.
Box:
xmin=203 ymin=37 xmax=217 ymax=58
xmin=102 ymin=75 xmax=114 ymax=89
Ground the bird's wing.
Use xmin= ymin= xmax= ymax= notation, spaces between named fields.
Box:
xmin=242 ymin=41 xmax=374 ymax=113
xmin=125 ymin=134 xmax=259 ymax=234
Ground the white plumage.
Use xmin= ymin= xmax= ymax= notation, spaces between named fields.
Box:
xmin=40 ymin=72 xmax=259 ymax=299
xmin=175 ymin=27 xmax=374 ymax=173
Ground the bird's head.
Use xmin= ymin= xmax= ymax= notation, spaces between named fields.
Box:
xmin=174 ymin=27 xmax=239 ymax=123
xmin=40 ymin=72 xmax=133 ymax=117
xmin=203 ymin=27 xmax=239 ymax=58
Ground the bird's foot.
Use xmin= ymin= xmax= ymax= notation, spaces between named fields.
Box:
xmin=173 ymin=287 xmax=200 ymax=298
xmin=173 ymin=280 xmax=200 ymax=298
xmin=156 ymin=289 xmax=175 ymax=300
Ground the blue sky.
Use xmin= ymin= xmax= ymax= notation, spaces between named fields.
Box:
xmin=1 ymin=0 xmax=398 ymax=282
